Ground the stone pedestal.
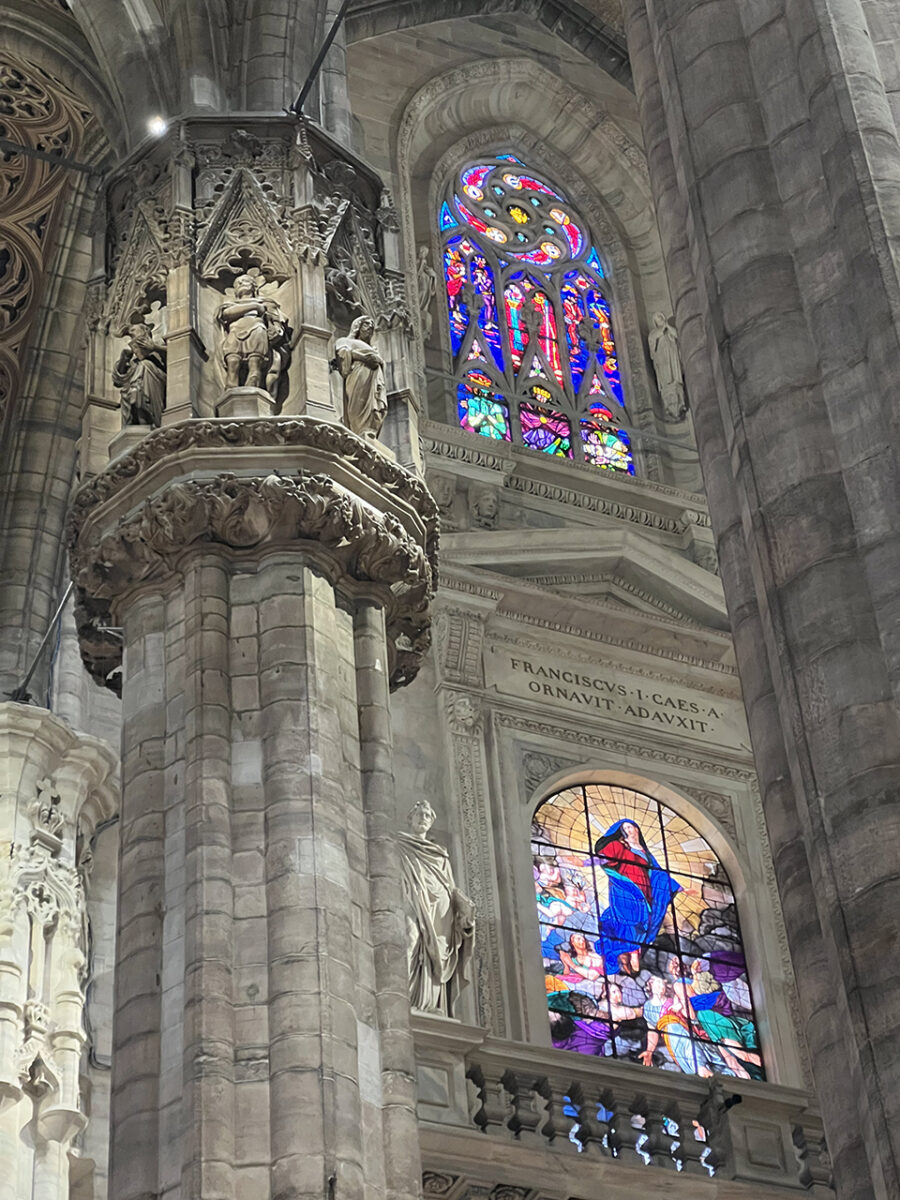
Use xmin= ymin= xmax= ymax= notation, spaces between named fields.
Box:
xmin=216 ymin=386 xmax=276 ymax=418
xmin=0 ymin=703 xmax=117 ymax=1200
xmin=107 ymin=424 xmax=151 ymax=463
xmin=68 ymin=418 xmax=437 ymax=1200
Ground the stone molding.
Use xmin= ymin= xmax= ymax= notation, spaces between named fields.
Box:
xmin=421 ymin=422 xmax=710 ymax=524
xmin=68 ymin=419 xmax=438 ymax=692
xmin=496 ymin=711 xmax=756 ymax=783
xmin=70 ymin=416 xmax=436 ymax=530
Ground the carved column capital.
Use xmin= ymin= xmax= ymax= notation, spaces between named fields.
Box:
xmin=68 ymin=417 xmax=438 ymax=691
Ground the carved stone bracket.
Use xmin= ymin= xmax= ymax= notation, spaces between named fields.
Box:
xmin=67 ymin=418 xmax=439 ymax=692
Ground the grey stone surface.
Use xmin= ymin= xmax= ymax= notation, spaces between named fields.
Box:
xmin=1 ymin=1 xmax=883 ymax=1196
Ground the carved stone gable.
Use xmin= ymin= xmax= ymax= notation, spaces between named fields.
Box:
xmin=196 ymin=167 xmax=293 ymax=283
xmin=105 ymin=205 xmax=168 ymax=330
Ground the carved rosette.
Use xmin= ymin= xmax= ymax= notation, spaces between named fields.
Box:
xmin=67 ymin=418 xmax=438 ymax=692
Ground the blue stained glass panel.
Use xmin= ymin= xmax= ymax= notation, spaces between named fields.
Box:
xmin=439 ymin=201 xmax=458 ymax=231
xmin=458 ymin=370 xmax=511 ymax=440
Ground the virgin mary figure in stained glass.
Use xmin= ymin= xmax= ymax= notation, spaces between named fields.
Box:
xmin=593 ymin=818 xmax=681 ymax=976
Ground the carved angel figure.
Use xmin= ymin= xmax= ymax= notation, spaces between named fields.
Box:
xmin=112 ymin=322 xmax=167 ymax=427
xmin=398 ymin=800 xmax=475 ymax=1017
xmin=217 ymin=272 xmax=289 ymax=396
xmin=334 ymin=314 xmax=388 ymax=439
xmin=648 ymin=312 xmax=687 ymax=421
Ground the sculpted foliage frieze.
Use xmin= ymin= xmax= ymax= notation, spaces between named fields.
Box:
xmin=68 ymin=419 xmax=438 ymax=692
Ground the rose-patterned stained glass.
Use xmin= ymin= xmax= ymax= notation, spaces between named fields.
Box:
xmin=457 ymin=370 xmax=511 ymax=441
xmin=533 ymin=784 xmax=764 ymax=1081
xmin=439 ymin=153 xmax=634 ymax=473
xmin=520 ymin=392 xmax=573 ymax=457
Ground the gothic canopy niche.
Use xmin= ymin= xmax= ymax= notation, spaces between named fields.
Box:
xmin=0 ymin=54 xmax=91 ymax=421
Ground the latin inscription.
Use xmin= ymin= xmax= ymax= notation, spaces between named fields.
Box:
xmin=490 ymin=646 xmax=748 ymax=750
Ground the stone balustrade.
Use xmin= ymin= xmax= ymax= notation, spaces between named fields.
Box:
xmin=411 ymin=1017 xmax=833 ymax=1197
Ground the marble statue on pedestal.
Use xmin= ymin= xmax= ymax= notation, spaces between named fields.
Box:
xmin=334 ymin=314 xmax=388 ymax=439
xmin=648 ymin=312 xmax=687 ymax=421
xmin=398 ymin=799 xmax=475 ymax=1017
xmin=112 ymin=322 xmax=167 ymax=427
xmin=216 ymin=272 xmax=289 ymax=396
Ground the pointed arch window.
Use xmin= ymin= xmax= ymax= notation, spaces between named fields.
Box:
xmin=439 ymin=154 xmax=634 ymax=474
xmin=533 ymin=783 xmax=765 ymax=1080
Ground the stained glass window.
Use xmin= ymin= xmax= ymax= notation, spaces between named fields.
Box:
xmin=533 ymin=783 xmax=764 ymax=1080
xmin=438 ymin=153 xmax=634 ymax=474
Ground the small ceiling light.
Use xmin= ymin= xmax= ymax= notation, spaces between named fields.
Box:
xmin=147 ymin=115 xmax=168 ymax=138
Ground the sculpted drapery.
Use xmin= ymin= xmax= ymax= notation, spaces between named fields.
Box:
xmin=398 ymin=801 xmax=475 ymax=1017
xmin=334 ymin=314 xmax=388 ymax=439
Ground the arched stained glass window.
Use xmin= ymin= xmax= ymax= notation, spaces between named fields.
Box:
xmin=439 ymin=154 xmax=634 ymax=474
xmin=533 ymin=783 xmax=764 ymax=1080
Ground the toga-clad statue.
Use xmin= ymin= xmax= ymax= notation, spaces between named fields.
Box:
xmin=334 ymin=315 xmax=388 ymax=439
xmin=216 ymin=272 xmax=289 ymax=397
xmin=398 ymin=800 xmax=475 ymax=1017
xmin=648 ymin=311 xmax=687 ymax=421
xmin=112 ymin=322 xmax=167 ymax=427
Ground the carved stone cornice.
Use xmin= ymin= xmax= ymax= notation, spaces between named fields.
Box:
xmin=67 ymin=419 xmax=438 ymax=693
xmin=69 ymin=417 xmax=437 ymax=536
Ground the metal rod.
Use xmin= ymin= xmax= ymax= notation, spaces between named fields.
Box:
xmin=6 ymin=580 xmax=74 ymax=703
xmin=0 ymin=137 xmax=96 ymax=176
xmin=289 ymin=0 xmax=354 ymax=116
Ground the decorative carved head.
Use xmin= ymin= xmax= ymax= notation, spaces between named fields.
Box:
xmin=234 ymin=273 xmax=260 ymax=299
xmin=428 ymin=472 xmax=455 ymax=510
xmin=407 ymin=799 xmax=437 ymax=837
xmin=470 ymin=485 xmax=499 ymax=529
xmin=652 ymin=311 xmax=668 ymax=329
xmin=350 ymin=314 xmax=375 ymax=343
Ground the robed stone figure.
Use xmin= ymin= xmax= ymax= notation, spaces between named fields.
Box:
xmin=398 ymin=800 xmax=475 ymax=1017
xmin=112 ymin=322 xmax=167 ymax=427
xmin=334 ymin=314 xmax=388 ymax=439
xmin=648 ymin=312 xmax=687 ymax=421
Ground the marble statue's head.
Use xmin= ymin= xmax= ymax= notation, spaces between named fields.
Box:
xmin=652 ymin=311 xmax=668 ymax=329
xmin=417 ymin=244 xmax=429 ymax=265
xmin=234 ymin=273 xmax=259 ymax=298
xmin=350 ymin=314 xmax=375 ymax=342
xmin=407 ymin=799 xmax=436 ymax=836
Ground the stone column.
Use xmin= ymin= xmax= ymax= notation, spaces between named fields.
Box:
xmin=0 ymin=703 xmax=117 ymax=1200
xmin=68 ymin=417 xmax=436 ymax=1200
xmin=623 ymin=1 xmax=900 ymax=1195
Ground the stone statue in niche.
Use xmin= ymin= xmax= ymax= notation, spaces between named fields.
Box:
xmin=398 ymin=799 xmax=475 ymax=1017
xmin=334 ymin=315 xmax=388 ymax=439
xmin=112 ymin=322 xmax=167 ymax=427
xmin=216 ymin=272 xmax=290 ymax=397
xmin=417 ymin=245 xmax=437 ymax=341
xmin=648 ymin=312 xmax=687 ymax=421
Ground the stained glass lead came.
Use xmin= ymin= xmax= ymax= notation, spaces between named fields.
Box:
xmin=440 ymin=153 xmax=633 ymax=471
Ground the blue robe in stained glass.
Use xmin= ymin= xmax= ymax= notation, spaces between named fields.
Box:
xmin=593 ymin=820 xmax=681 ymax=966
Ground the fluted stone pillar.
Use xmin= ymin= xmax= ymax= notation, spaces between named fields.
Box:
xmin=68 ymin=417 xmax=436 ymax=1200
xmin=0 ymin=703 xmax=118 ymax=1200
